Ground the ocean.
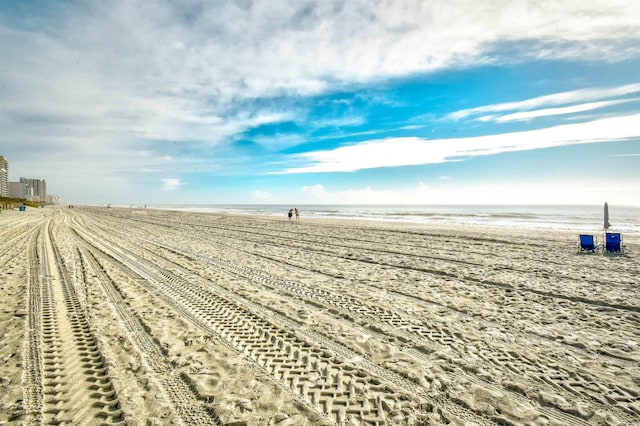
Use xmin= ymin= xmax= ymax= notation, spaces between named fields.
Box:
xmin=150 ymin=204 xmax=640 ymax=235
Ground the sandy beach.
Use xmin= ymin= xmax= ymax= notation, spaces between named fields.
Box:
xmin=1 ymin=206 xmax=638 ymax=425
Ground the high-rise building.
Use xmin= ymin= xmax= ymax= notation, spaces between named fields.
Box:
xmin=0 ymin=156 xmax=8 ymax=197
xmin=9 ymin=181 xmax=30 ymax=199
xmin=20 ymin=177 xmax=47 ymax=202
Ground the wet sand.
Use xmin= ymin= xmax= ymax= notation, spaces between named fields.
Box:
xmin=1 ymin=206 xmax=638 ymax=425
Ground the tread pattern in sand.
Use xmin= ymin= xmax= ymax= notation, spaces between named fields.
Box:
xmin=72 ymin=215 xmax=442 ymax=425
xmin=21 ymin=218 xmax=125 ymax=424
xmin=2 ymin=207 xmax=638 ymax=425
xmin=74 ymin=237 xmax=222 ymax=425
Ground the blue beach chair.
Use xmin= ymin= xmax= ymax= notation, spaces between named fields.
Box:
xmin=604 ymin=232 xmax=623 ymax=253
xmin=577 ymin=234 xmax=599 ymax=253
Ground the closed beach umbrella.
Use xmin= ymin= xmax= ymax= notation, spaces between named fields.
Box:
xmin=604 ymin=202 xmax=610 ymax=229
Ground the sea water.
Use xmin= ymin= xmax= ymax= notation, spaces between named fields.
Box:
xmin=151 ymin=204 xmax=640 ymax=235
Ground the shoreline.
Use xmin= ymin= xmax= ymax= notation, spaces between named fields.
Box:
xmin=123 ymin=205 xmax=640 ymax=244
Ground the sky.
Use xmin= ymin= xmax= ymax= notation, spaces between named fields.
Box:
xmin=1 ymin=0 xmax=639 ymax=206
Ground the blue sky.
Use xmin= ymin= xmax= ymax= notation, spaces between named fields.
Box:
xmin=1 ymin=0 xmax=639 ymax=205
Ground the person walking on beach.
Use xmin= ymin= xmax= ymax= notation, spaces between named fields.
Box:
xmin=294 ymin=208 xmax=299 ymax=220
xmin=288 ymin=208 xmax=294 ymax=221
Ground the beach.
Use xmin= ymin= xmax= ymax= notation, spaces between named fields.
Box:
xmin=1 ymin=206 xmax=638 ymax=425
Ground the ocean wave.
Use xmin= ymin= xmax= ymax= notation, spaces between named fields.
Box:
xmin=152 ymin=204 xmax=640 ymax=234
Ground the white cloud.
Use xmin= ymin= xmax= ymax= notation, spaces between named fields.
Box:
xmin=161 ymin=178 xmax=183 ymax=191
xmin=425 ymin=182 xmax=640 ymax=205
xmin=481 ymin=100 xmax=636 ymax=123
xmin=4 ymin=1 xmax=640 ymax=139
xmin=276 ymin=113 xmax=640 ymax=173
xmin=250 ymin=190 xmax=275 ymax=201
xmin=3 ymin=1 xmax=639 ymax=140
xmin=2 ymin=0 xmax=640 ymax=203
xmin=295 ymin=180 xmax=640 ymax=205
xmin=450 ymin=83 xmax=640 ymax=120
xmin=302 ymin=184 xmax=328 ymax=199
xmin=301 ymin=182 xmax=430 ymax=204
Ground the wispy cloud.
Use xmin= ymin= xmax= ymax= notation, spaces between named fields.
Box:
xmin=478 ymin=100 xmax=636 ymax=123
xmin=249 ymin=190 xmax=275 ymax=201
xmin=161 ymin=178 xmax=183 ymax=191
xmin=2 ymin=0 xmax=640 ymax=203
xmin=4 ymin=1 xmax=640 ymax=145
xmin=301 ymin=182 xmax=431 ymax=204
xmin=449 ymin=83 xmax=640 ymax=121
xmin=275 ymin=113 xmax=640 ymax=173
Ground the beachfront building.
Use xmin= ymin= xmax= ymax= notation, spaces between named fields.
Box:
xmin=19 ymin=177 xmax=47 ymax=202
xmin=46 ymin=194 xmax=60 ymax=204
xmin=9 ymin=181 xmax=31 ymax=199
xmin=0 ymin=156 xmax=8 ymax=197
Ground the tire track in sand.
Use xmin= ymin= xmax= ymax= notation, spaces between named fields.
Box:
xmin=73 ymin=232 xmax=222 ymax=426
xmin=71 ymin=213 xmax=474 ymax=425
xmin=131 ymin=213 xmax=633 ymax=425
xmin=22 ymin=217 xmax=125 ymax=425
xmin=21 ymin=220 xmax=45 ymax=423
xmin=155 ymin=239 xmax=596 ymax=426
